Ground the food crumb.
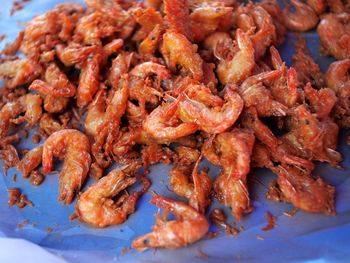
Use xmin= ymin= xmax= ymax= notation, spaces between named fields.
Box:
xmin=206 ymin=231 xmax=219 ymax=239
xmin=284 ymin=208 xmax=298 ymax=217
xmin=121 ymin=246 xmax=131 ymax=255
xmin=10 ymin=0 xmax=30 ymax=16
xmin=0 ymin=34 xmax=6 ymax=42
xmin=262 ymin=211 xmax=276 ymax=231
xmin=210 ymin=208 xmax=240 ymax=236
xmin=12 ymin=174 xmax=17 ymax=182
xmin=21 ymin=129 xmax=29 ymax=139
xmin=7 ymin=188 xmax=33 ymax=208
xmin=196 ymin=247 xmax=209 ymax=259
xmin=16 ymin=219 xmax=29 ymax=228
xmin=31 ymin=133 xmax=41 ymax=144
xmin=69 ymin=212 xmax=78 ymax=221
xmin=46 ymin=227 xmax=53 ymax=233
xmin=29 ymin=170 xmax=45 ymax=186
xmin=256 ymin=236 xmax=264 ymax=240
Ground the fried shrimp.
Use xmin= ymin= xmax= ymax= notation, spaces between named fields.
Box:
xmin=143 ymin=100 xmax=198 ymax=143
xmin=132 ymin=196 xmax=209 ymax=251
xmin=217 ymin=29 xmax=255 ymax=85
xmin=42 ymin=129 xmax=91 ymax=204
xmin=16 ymin=146 xmax=43 ymax=178
xmin=283 ymin=0 xmax=319 ymax=32
xmin=178 ymin=88 xmax=243 ymax=134
xmin=76 ymin=163 xmax=150 ymax=228
xmin=170 ymin=156 xmax=212 ymax=213
xmin=161 ymin=31 xmax=203 ymax=81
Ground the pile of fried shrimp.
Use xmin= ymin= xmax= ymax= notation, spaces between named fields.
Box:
xmin=0 ymin=0 xmax=349 ymax=252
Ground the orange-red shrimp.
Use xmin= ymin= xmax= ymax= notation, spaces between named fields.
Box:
xmin=77 ymin=53 xmax=101 ymax=107
xmin=164 ymin=0 xmax=193 ymax=42
xmin=55 ymin=44 xmax=98 ymax=67
xmin=43 ymin=95 xmax=69 ymax=114
xmin=304 ymin=84 xmax=337 ymax=119
xmin=76 ymin=163 xmax=150 ymax=228
xmin=217 ymin=29 xmax=255 ymax=85
xmin=239 ymin=69 xmax=288 ymax=117
xmin=203 ymin=130 xmax=255 ymax=220
xmin=307 ymin=0 xmax=327 ymax=15
xmin=143 ymin=100 xmax=198 ymax=143
xmin=139 ymin=24 xmax=163 ymax=55
xmin=161 ymin=31 xmax=203 ymax=81
xmin=170 ymin=157 xmax=212 ymax=213
xmin=42 ymin=129 xmax=91 ymax=204
xmin=283 ymin=0 xmax=319 ymax=32
xmin=0 ymin=59 xmax=42 ymax=89
xmin=132 ymin=7 xmax=163 ymax=42
xmin=178 ymin=88 xmax=243 ymax=134
xmin=325 ymin=59 xmax=350 ymax=97
xmin=16 ymin=146 xmax=43 ymax=178
xmin=271 ymin=165 xmax=335 ymax=215
xmin=30 ymin=63 xmax=76 ymax=97
xmin=85 ymin=89 xmax=106 ymax=138
xmin=39 ymin=113 xmax=63 ymax=135
xmin=132 ymin=196 xmax=209 ymax=251
xmin=11 ymin=94 xmax=43 ymax=127
xmin=107 ymin=53 xmax=133 ymax=89
xmin=317 ymin=13 xmax=350 ymax=60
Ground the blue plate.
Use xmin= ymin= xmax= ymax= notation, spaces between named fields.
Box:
xmin=0 ymin=1 xmax=350 ymax=262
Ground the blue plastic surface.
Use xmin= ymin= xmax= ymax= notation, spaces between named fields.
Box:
xmin=0 ymin=1 xmax=350 ymax=262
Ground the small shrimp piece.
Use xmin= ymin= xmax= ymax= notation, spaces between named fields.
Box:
xmin=85 ymin=89 xmax=106 ymax=138
xmin=132 ymin=196 xmax=209 ymax=251
xmin=0 ymin=59 xmax=42 ymax=89
xmin=178 ymin=88 xmax=243 ymax=134
xmin=39 ymin=113 xmax=63 ymax=135
xmin=44 ymin=95 xmax=69 ymax=113
xmin=202 ymin=62 xmax=218 ymax=93
xmin=181 ymin=83 xmax=223 ymax=108
xmin=164 ymin=0 xmax=193 ymax=41
xmin=102 ymin=38 xmax=124 ymax=61
xmin=175 ymin=146 xmax=201 ymax=165
xmin=307 ymin=0 xmax=327 ymax=15
xmin=317 ymin=13 xmax=350 ymax=60
xmin=217 ymin=29 xmax=255 ymax=85
xmin=327 ymin=0 xmax=346 ymax=13
xmin=1 ymin=31 xmax=24 ymax=56
xmin=30 ymin=64 xmax=76 ymax=98
xmin=145 ymin=0 xmax=162 ymax=9
xmin=77 ymin=53 xmax=101 ymax=107
xmin=272 ymin=165 xmax=335 ymax=215
xmin=107 ymin=53 xmax=133 ymax=89
xmin=132 ymin=7 xmax=163 ymax=42
xmin=239 ymin=69 xmax=288 ymax=117
xmin=42 ymin=129 xmax=91 ymax=204
xmin=0 ymin=144 xmax=20 ymax=170
xmin=304 ymin=84 xmax=337 ymax=119
xmin=144 ymin=100 xmax=198 ymax=143
xmin=130 ymin=62 xmax=171 ymax=80
xmin=20 ymin=94 xmax=43 ymax=127
xmin=170 ymin=157 xmax=212 ymax=214
xmin=292 ymin=37 xmax=324 ymax=88
xmin=190 ymin=5 xmax=233 ymax=42
xmin=161 ymin=31 xmax=203 ymax=81
xmin=139 ymin=24 xmax=163 ymax=55
xmin=92 ymin=79 xmax=129 ymax=166
xmin=56 ymin=44 xmax=98 ymax=67
xmin=76 ymin=164 xmax=150 ymax=228
xmin=16 ymin=146 xmax=43 ymax=178
xmin=283 ymin=0 xmax=319 ymax=32
xmin=325 ymin=59 xmax=350 ymax=97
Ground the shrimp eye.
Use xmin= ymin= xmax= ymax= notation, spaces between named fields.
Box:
xmin=143 ymin=239 xmax=150 ymax=245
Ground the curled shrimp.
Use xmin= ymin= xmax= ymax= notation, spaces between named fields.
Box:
xmin=190 ymin=5 xmax=233 ymax=42
xmin=239 ymin=69 xmax=288 ymax=117
xmin=161 ymin=31 xmax=203 ymax=81
xmin=203 ymin=130 xmax=255 ymax=220
xmin=283 ymin=0 xmax=319 ymax=32
xmin=85 ymin=89 xmax=106 ymax=138
xmin=16 ymin=146 xmax=43 ymax=178
xmin=170 ymin=156 xmax=212 ymax=214
xmin=178 ymin=88 xmax=243 ymax=134
xmin=132 ymin=196 xmax=209 ymax=251
xmin=325 ymin=59 xmax=350 ymax=97
xmin=29 ymin=63 xmax=76 ymax=97
xmin=42 ymin=129 xmax=91 ymax=204
xmin=143 ymin=100 xmax=198 ymax=143
xmin=39 ymin=113 xmax=63 ymax=135
xmin=317 ymin=13 xmax=350 ymax=60
xmin=11 ymin=94 xmax=43 ymax=127
xmin=307 ymin=0 xmax=327 ymax=15
xmin=132 ymin=7 xmax=163 ymax=42
xmin=272 ymin=165 xmax=335 ymax=215
xmin=0 ymin=59 xmax=42 ymax=89
xmin=217 ymin=29 xmax=255 ymax=85
xmin=55 ymin=44 xmax=98 ymax=67
xmin=77 ymin=53 xmax=101 ymax=107
xmin=44 ymin=95 xmax=69 ymax=113
xmin=130 ymin=62 xmax=171 ymax=80
xmin=76 ymin=163 xmax=150 ymax=228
